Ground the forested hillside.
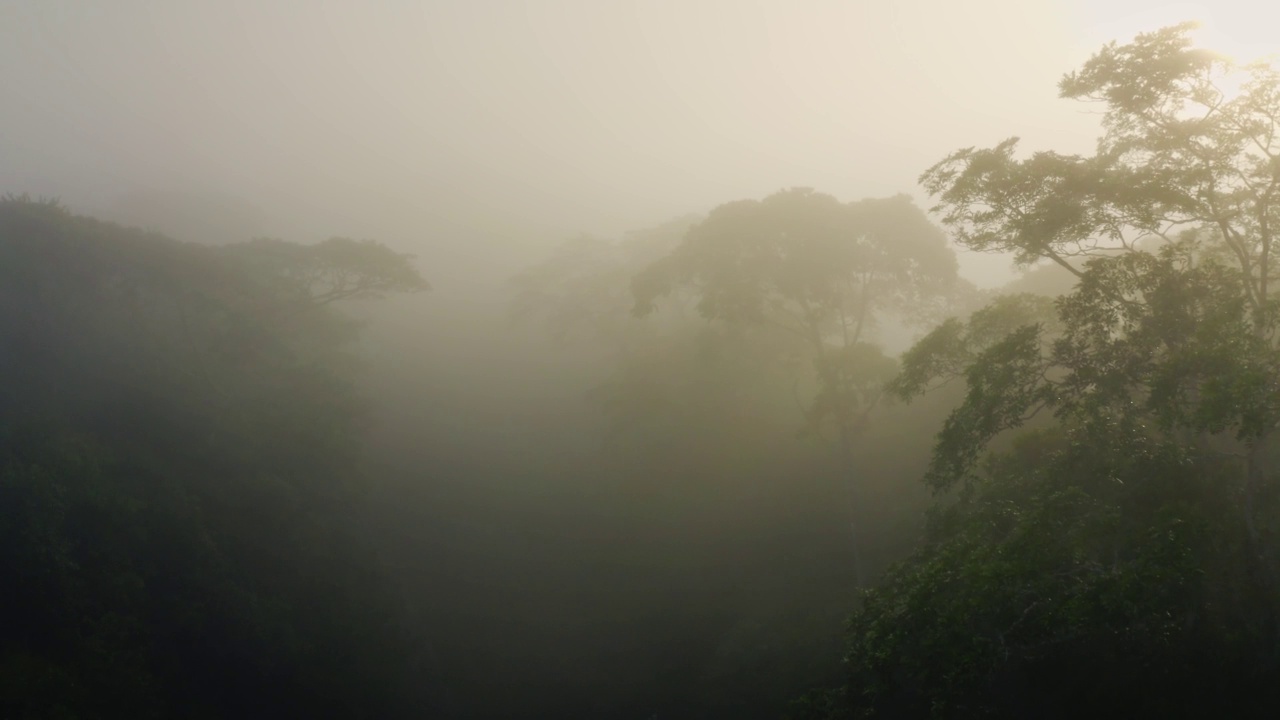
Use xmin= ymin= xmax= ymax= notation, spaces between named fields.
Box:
xmin=0 ymin=197 xmax=428 ymax=718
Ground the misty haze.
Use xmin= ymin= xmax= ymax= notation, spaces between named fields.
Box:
xmin=4 ymin=2 xmax=1280 ymax=718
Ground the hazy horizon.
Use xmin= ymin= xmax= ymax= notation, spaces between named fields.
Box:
xmin=4 ymin=0 xmax=1278 ymax=287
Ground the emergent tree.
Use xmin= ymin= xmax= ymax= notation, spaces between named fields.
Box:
xmin=632 ymin=188 xmax=959 ymax=584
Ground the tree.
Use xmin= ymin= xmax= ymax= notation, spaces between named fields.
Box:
xmin=507 ymin=215 xmax=699 ymax=346
xmin=632 ymin=188 xmax=959 ymax=584
xmin=226 ymin=235 xmax=430 ymax=306
xmin=823 ymin=24 xmax=1280 ymax=718
xmin=915 ymin=20 xmax=1280 ymax=569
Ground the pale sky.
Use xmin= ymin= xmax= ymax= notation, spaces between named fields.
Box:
xmin=2 ymin=0 xmax=1278 ymax=285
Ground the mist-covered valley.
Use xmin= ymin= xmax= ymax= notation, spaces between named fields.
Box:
xmin=5 ymin=3 xmax=1280 ymax=719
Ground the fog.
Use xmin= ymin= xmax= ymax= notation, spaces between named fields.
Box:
xmin=8 ymin=2 xmax=1275 ymax=278
xmin=4 ymin=2 xmax=1280 ymax=718
xmin=12 ymin=0 xmax=1257 ymax=282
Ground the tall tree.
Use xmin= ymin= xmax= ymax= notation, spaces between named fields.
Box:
xmin=818 ymin=25 xmax=1280 ymax=718
xmin=916 ymin=21 xmax=1280 ymax=571
xmin=632 ymin=188 xmax=959 ymax=584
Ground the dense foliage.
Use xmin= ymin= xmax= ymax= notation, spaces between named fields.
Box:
xmin=0 ymin=197 xmax=428 ymax=718
xmin=806 ymin=24 xmax=1280 ymax=719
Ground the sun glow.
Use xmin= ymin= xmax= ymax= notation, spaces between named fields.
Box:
xmin=1073 ymin=1 xmax=1280 ymax=65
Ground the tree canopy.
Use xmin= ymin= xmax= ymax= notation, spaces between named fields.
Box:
xmin=631 ymin=189 xmax=960 ymax=441
xmin=817 ymin=24 xmax=1280 ymax=719
xmin=629 ymin=188 xmax=960 ymax=584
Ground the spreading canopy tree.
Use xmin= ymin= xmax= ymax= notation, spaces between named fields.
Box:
xmin=913 ymin=21 xmax=1280 ymax=525
xmin=820 ymin=24 xmax=1280 ymax=718
xmin=632 ymin=188 xmax=959 ymax=584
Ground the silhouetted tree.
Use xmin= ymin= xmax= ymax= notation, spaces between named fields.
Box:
xmin=632 ymin=189 xmax=959 ymax=584
xmin=817 ymin=24 xmax=1280 ymax=718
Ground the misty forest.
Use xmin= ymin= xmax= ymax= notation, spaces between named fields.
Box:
xmin=4 ymin=7 xmax=1280 ymax=720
